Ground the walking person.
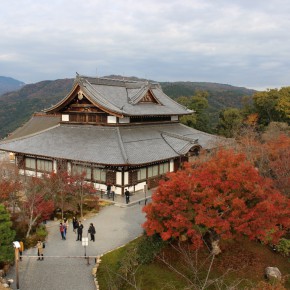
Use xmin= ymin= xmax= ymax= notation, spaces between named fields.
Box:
xmin=107 ymin=183 xmax=111 ymax=199
xmin=111 ymin=184 xmax=116 ymax=200
xmin=76 ymin=221 xmax=83 ymax=241
xmin=19 ymin=241 xmax=24 ymax=261
xmin=63 ymin=222 xmax=67 ymax=240
xmin=36 ymin=240 xmax=44 ymax=260
xmin=63 ymin=218 xmax=68 ymax=238
xmin=72 ymin=217 xmax=78 ymax=233
xmin=125 ymin=188 xmax=130 ymax=204
xmin=59 ymin=222 xmax=65 ymax=240
xmin=88 ymin=223 xmax=96 ymax=242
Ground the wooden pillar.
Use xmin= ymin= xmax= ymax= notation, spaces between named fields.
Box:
xmin=121 ymin=167 xmax=125 ymax=195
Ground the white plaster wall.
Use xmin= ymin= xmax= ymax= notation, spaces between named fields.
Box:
xmin=53 ymin=160 xmax=57 ymax=173
xmin=67 ymin=162 xmax=71 ymax=174
xmin=36 ymin=172 xmax=43 ymax=178
xmin=171 ymin=115 xmax=178 ymax=121
xmin=115 ymin=187 xmax=122 ymax=195
xmin=25 ymin=170 xmax=37 ymax=177
xmin=134 ymin=181 xmax=146 ymax=192
xmin=93 ymin=182 xmax=123 ymax=195
xmin=124 ymin=172 xmax=129 ymax=184
xmin=93 ymin=182 xmax=107 ymax=192
xmin=62 ymin=114 xmax=69 ymax=122
xmin=170 ymin=159 xmax=174 ymax=172
xmin=116 ymin=172 xmax=122 ymax=185
xmin=107 ymin=116 xmax=117 ymax=123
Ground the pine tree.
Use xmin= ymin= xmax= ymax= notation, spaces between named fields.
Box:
xmin=0 ymin=204 xmax=16 ymax=263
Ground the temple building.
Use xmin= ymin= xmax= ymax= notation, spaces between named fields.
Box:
xmin=0 ymin=75 xmax=226 ymax=194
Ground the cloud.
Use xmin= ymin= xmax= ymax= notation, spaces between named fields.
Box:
xmin=0 ymin=0 xmax=290 ymax=89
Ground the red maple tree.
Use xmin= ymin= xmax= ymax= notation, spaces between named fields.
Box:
xmin=258 ymin=134 xmax=290 ymax=197
xmin=143 ymin=149 xmax=290 ymax=248
xmin=20 ymin=177 xmax=54 ymax=237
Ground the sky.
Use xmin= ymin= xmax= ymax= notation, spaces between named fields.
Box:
xmin=1 ymin=0 xmax=290 ymax=90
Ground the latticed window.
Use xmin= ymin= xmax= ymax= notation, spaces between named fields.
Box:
xmin=93 ymin=168 xmax=106 ymax=182
xmin=88 ymin=115 xmax=96 ymax=122
xmin=78 ymin=114 xmax=86 ymax=122
xmin=25 ymin=157 xmax=36 ymax=170
xmin=137 ymin=168 xmax=147 ymax=181
xmin=96 ymin=114 xmax=107 ymax=123
xmin=72 ymin=164 xmax=91 ymax=180
xmin=159 ymin=162 xmax=169 ymax=175
xmin=148 ymin=165 xmax=159 ymax=178
xmin=37 ymin=159 xmax=53 ymax=172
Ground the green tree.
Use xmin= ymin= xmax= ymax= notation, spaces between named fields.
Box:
xmin=0 ymin=204 xmax=16 ymax=263
xmin=176 ymin=96 xmax=190 ymax=107
xmin=276 ymin=87 xmax=290 ymax=122
xmin=177 ymin=90 xmax=211 ymax=132
xmin=217 ymin=107 xmax=243 ymax=137
xmin=189 ymin=91 xmax=210 ymax=132
xmin=252 ymin=87 xmax=290 ymax=126
xmin=179 ymin=114 xmax=197 ymax=128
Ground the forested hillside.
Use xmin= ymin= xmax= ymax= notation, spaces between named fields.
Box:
xmin=0 ymin=76 xmax=25 ymax=95
xmin=162 ymin=82 xmax=255 ymax=109
xmin=0 ymin=79 xmax=74 ymax=138
xmin=0 ymin=77 xmax=255 ymax=139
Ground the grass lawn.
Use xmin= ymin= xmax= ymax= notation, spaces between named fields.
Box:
xmin=97 ymin=236 xmax=290 ymax=289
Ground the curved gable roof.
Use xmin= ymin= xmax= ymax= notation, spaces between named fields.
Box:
xmin=45 ymin=75 xmax=193 ymax=117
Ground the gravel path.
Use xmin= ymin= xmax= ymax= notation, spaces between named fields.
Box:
xmin=8 ymin=204 xmax=146 ymax=290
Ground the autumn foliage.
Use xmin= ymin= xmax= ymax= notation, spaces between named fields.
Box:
xmin=143 ymin=149 xmax=290 ymax=248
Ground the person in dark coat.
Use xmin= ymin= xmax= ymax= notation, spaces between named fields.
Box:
xmin=72 ymin=217 xmax=78 ymax=233
xmin=107 ymin=184 xmax=111 ymax=199
xmin=76 ymin=221 xmax=83 ymax=241
xmin=125 ymin=188 xmax=130 ymax=204
xmin=88 ymin=223 xmax=96 ymax=242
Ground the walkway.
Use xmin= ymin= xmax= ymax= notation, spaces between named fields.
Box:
xmin=8 ymin=201 xmax=148 ymax=290
xmin=96 ymin=187 xmax=154 ymax=207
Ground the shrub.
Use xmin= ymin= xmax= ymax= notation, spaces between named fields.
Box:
xmin=276 ymin=238 xmax=290 ymax=257
xmin=24 ymin=225 xmax=48 ymax=248
xmin=36 ymin=225 xmax=47 ymax=239
xmin=136 ymin=234 xmax=165 ymax=264
xmin=0 ymin=205 xmax=16 ymax=264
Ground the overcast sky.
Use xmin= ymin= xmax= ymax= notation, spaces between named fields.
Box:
xmin=1 ymin=0 xmax=290 ymax=90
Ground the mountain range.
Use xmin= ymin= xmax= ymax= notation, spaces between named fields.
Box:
xmin=0 ymin=76 xmax=256 ymax=139
xmin=0 ymin=76 xmax=25 ymax=95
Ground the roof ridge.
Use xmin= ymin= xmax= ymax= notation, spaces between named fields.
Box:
xmin=82 ymin=80 xmax=124 ymax=114
xmin=161 ymin=131 xmax=198 ymax=143
xmin=154 ymin=86 xmax=193 ymax=112
xmin=128 ymin=84 xmax=147 ymax=104
xmin=116 ymin=127 xmax=128 ymax=164
xmin=160 ymin=131 xmax=200 ymax=155
xmin=0 ymin=124 xmax=60 ymax=144
xmin=160 ymin=133 xmax=181 ymax=155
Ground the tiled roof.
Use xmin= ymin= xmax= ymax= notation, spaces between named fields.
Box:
xmin=4 ymin=114 xmax=61 ymax=141
xmin=75 ymin=76 xmax=192 ymax=116
xmin=0 ymin=123 xmax=226 ymax=166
